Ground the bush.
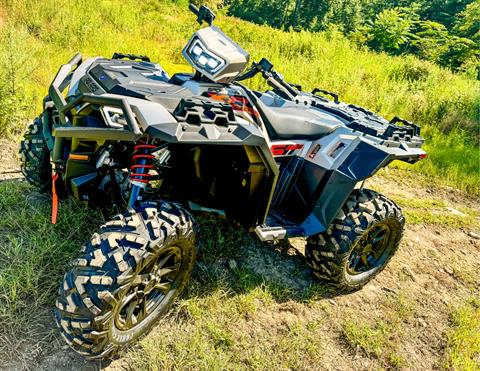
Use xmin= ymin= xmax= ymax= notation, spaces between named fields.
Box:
xmin=366 ymin=9 xmax=415 ymax=52
xmin=0 ymin=24 xmax=34 ymax=136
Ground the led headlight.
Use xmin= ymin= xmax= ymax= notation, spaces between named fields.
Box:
xmin=188 ymin=39 xmax=225 ymax=74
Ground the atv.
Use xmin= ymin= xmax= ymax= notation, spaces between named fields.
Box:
xmin=19 ymin=4 xmax=426 ymax=359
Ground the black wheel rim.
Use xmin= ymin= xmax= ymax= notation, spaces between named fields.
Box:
xmin=115 ymin=246 xmax=182 ymax=331
xmin=347 ymin=222 xmax=392 ymax=275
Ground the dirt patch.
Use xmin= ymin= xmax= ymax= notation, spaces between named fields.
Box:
xmin=331 ymin=225 xmax=480 ymax=369
xmin=0 ymin=138 xmax=21 ymax=181
xmin=241 ymin=238 xmax=313 ymax=293
xmin=2 ymin=310 xmax=100 ymax=371
xmin=368 ymin=168 xmax=480 ymax=211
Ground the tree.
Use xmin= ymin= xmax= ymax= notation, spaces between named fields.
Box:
xmin=226 ymin=0 xmax=479 ymax=75
xmin=454 ymin=0 xmax=480 ymax=43
xmin=366 ymin=9 xmax=415 ymax=52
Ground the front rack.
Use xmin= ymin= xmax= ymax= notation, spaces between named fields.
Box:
xmin=48 ymin=53 xmax=142 ymax=135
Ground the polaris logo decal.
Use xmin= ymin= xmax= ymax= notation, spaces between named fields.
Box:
xmin=271 ymin=144 xmax=304 ymax=156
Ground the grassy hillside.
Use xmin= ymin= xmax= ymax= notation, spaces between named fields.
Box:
xmin=0 ymin=0 xmax=479 ymax=193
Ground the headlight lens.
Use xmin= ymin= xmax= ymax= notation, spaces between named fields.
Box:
xmin=188 ymin=39 xmax=225 ymax=73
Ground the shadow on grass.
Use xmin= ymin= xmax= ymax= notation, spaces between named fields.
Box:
xmin=185 ymin=215 xmax=336 ymax=304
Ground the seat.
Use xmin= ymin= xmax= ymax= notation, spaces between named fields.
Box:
xmin=254 ymin=93 xmax=343 ymax=140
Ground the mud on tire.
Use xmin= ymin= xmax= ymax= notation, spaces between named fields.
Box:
xmin=305 ymin=189 xmax=404 ymax=292
xmin=19 ymin=117 xmax=51 ymax=192
xmin=54 ymin=201 xmax=196 ymax=359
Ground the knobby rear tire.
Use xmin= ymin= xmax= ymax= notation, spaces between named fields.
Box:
xmin=305 ymin=189 xmax=404 ymax=292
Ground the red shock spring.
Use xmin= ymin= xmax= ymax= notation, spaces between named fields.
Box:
xmin=130 ymin=143 xmax=156 ymax=184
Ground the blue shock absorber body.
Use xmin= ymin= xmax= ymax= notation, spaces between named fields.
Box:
xmin=128 ymin=144 xmax=155 ymax=208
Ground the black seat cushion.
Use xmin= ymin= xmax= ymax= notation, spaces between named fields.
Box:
xmin=254 ymin=96 xmax=343 ymax=140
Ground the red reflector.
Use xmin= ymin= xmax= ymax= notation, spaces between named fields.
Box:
xmin=419 ymin=153 xmax=428 ymax=159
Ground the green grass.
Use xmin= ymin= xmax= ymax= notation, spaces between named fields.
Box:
xmin=126 ymin=290 xmax=325 ymax=370
xmin=445 ymin=298 xmax=480 ymax=370
xmin=389 ymin=194 xmax=479 ymax=229
xmin=341 ymin=292 xmax=417 ymax=369
xmin=0 ymin=0 xmax=479 ymax=193
xmin=0 ymin=178 xmax=478 ymax=368
xmin=0 ymin=1 xmax=479 ymax=367
xmin=0 ymin=180 xmax=328 ymax=367
xmin=343 ymin=319 xmax=407 ymax=368
xmin=392 ymin=127 xmax=480 ymax=195
xmin=0 ymin=181 xmax=100 ymax=329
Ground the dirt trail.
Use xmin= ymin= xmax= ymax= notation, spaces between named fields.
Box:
xmin=1 ymin=144 xmax=479 ymax=370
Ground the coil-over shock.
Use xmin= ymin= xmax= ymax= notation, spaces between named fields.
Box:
xmin=128 ymin=141 xmax=156 ymax=207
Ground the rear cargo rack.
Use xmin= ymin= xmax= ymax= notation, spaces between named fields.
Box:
xmin=389 ymin=116 xmax=421 ymax=136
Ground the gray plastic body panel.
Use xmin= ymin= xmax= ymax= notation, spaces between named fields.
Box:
xmin=267 ymin=124 xmax=419 ymax=237
xmin=67 ymin=57 xmax=101 ymax=98
xmin=146 ymin=122 xmax=266 ymax=145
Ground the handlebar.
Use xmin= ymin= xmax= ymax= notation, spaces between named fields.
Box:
xmin=237 ymin=59 xmax=342 ymax=105
xmin=236 ymin=58 xmax=299 ymax=100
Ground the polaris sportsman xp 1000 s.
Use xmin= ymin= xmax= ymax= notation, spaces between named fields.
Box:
xmin=19 ymin=4 xmax=426 ymax=359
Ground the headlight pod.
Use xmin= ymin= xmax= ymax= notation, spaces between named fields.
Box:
xmin=188 ymin=39 xmax=225 ymax=74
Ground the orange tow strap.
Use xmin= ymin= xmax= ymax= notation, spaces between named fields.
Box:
xmin=51 ymin=172 xmax=58 ymax=224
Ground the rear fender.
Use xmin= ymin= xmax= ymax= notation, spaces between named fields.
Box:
xmin=300 ymin=133 xmax=426 ymax=235
xmin=301 ymin=140 xmax=393 ymax=236
xmin=272 ymin=127 xmax=422 ymax=237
